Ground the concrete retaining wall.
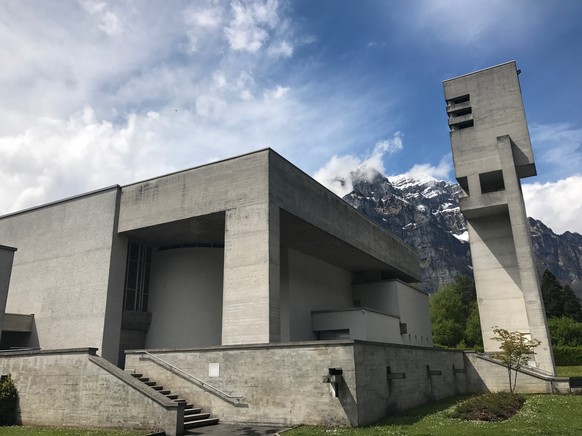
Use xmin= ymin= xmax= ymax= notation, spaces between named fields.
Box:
xmin=464 ymin=352 xmax=570 ymax=394
xmin=126 ymin=340 xmax=469 ymax=427
xmin=0 ymin=348 xmax=182 ymax=435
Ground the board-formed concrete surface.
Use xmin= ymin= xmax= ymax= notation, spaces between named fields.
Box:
xmin=444 ymin=62 xmax=555 ymax=374
xmin=125 ymin=340 xmax=467 ymax=427
xmin=0 ymin=148 xmax=428 ymax=363
xmin=0 ymin=348 xmax=182 ymax=435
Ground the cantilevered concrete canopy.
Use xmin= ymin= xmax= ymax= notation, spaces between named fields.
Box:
xmin=280 ymin=210 xmax=417 ymax=282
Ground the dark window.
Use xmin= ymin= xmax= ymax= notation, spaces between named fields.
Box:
xmin=448 ymin=94 xmax=470 ymax=104
xmin=447 ymin=94 xmax=474 ymax=131
xmin=123 ymin=241 xmax=152 ymax=312
xmin=457 ymin=176 xmax=470 ymax=196
xmin=479 ymin=170 xmax=505 ymax=193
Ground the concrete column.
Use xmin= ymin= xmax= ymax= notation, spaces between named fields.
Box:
xmin=222 ymin=203 xmax=280 ymax=345
xmin=497 ymin=135 xmax=556 ymax=374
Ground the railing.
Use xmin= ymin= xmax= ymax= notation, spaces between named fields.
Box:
xmin=137 ymin=351 xmax=246 ymax=406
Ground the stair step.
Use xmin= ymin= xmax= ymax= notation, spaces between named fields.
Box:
xmin=184 ymin=418 xmax=219 ymax=429
xmin=127 ymin=371 xmax=218 ymax=429
xmin=184 ymin=413 xmax=210 ymax=422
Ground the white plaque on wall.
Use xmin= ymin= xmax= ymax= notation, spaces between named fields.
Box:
xmin=209 ymin=362 xmax=220 ymax=378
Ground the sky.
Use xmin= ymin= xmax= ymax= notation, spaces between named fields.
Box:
xmin=1 ymin=0 xmax=581 ymax=234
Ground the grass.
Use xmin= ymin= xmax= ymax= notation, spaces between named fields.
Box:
xmin=288 ymin=394 xmax=582 ymax=436
xmin=0 ymin=428 xmax=145 ymax=435
xmin=556 ymin=366 xmax=582 ymax=377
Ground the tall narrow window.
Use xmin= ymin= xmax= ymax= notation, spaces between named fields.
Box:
xmin=123 ymin=241 xmax=152 ymax=312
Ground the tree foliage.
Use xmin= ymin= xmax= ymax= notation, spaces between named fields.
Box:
xmin=0 ymin=375 xmax=18 ymax=425
xmin=492 ymin=328 xmax=541 ymax=393
xmin=541 ymin=270 xmax=582 ymax=321
xmin=430 ymin=276 xmax=482 ymax=348
xmin=548 ymin=316 xmax=582 ymax=347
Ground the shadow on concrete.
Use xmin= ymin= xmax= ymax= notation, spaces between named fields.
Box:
xmin=373 ymin=395 xmax=470 ymax=428
xmin=185 ymin=424 xmax=283 ymax=436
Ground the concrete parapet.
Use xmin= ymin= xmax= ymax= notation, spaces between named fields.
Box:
xmin=0 ymin=348 xmax=183 ymax=435
xmin=464 ymin=351 xmax=569 ymax=394
xmin=125 ymin=340 xmax=468 ymax=427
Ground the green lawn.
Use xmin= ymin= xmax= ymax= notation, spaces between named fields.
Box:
xmin=288 ymin=394 xmax=582 ymax=436
xmin=557 ymin=366 xmax=582 ymax=377
xmin=0 ymin=428 xmax=145 ymax=436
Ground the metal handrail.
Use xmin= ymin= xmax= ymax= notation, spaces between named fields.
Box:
xmin=139 ymin=351 xmax=245 ymax=405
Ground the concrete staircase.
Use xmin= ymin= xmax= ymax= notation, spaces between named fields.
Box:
xmin=129 ymin=372 xmax=219 ymax=430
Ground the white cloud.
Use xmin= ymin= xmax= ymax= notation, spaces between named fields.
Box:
xmin=523 ymin=176 xmax=582 ymax=235
xmin=224 ymin=0 xmax=279 ymax=53
xmin=396 ymin=156 xmax=452 ymax=182
xmin=402 ymin=0 xmax=543 ymax=49
xmin=530 ymin=123 xmax=582 ymax=179
xmin=267 ymin=40 xmax=293 ymax=58
xmin=0 ymin=107 xmax=171 ymax=213
xmin=313 ymin=132 xmax=404 ymax=197
xmin=0 ymin=1 xmax=398 ymax=216
xmin=79 ymin=0 xmax=123 ymax=36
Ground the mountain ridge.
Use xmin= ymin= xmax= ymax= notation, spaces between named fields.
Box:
xmin=342 ymin=173 xmax=582 ymax=296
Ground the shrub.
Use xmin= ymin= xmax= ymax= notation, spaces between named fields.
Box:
xmin=553 ymin=346 xmax=582 ymax=366
xmin=449 ymin=392 xmax=525 ymax=422
xmin=548 ymin=317 xmax=582 ymax=347
xmin=0 ymin=375 xmax=18 ymax=425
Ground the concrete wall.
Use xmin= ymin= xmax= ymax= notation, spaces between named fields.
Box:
xmin=0 ymin=188 xmax=125 ymax=362
xmin=147 ymin=247 xmax=224 ymax=348
xmin=468 ymin=214 xmax=530 ymax=348
xmin=352 ymin=280 xmax=433 ymax=347
xmin=353 ymin=343 xmax=466 ymax=425
xmin=119 ymin=151 xmax=281 ymax=346
xmin=0 ymin=348 xmax=182 ymax=435
xmin=125 ymin=341 xmax=469 ymax=427
xmin=395 ymin=282 xmax=433 ymax=347
xmin=0 ymin=245 xmax=16 ymax=343
xmin=118 ymin=152 xmax=270 ymax=233
xmin=464 ymin=352 xmax=570 ymax=394
xmin=282 ymin=247 xmax=353 ymax=341
xmin=126 ymin=342 xmax=358 ymax=427
xmin=269 ymin=152 xmax=420 ymax=282
xmin=312 ymin=309 xmax=402 ymax=343
xmin=444 ymin=61 xmax=535 ymax=179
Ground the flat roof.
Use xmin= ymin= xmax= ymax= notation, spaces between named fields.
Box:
xmin=443 ymin=60 xmax=517 ymax=83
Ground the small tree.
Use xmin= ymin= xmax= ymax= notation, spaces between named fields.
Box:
xmin=491 ymin=328 xmax=541 ymax=393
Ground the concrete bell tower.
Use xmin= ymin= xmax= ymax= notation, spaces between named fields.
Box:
xmin=443 ymin=61 xmax=555 ymax=374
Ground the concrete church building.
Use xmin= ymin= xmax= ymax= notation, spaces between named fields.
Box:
xmin=0 ymin=64 xmax=570 ymax=435
xmin=0 ymin=149 xmax=432 ymax=366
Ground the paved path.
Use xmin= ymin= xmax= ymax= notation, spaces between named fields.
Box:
xmin=185 ymin=424 xmax=287 ymax=436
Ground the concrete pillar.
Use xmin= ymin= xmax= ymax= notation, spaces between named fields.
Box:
xmin=497 ymin=135 xmax=555 ymax=374
xmin=222 ymin=203 xmax=280 ymax=345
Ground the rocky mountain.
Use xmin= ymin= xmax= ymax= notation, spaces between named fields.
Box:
xmin=343 ymin=172 xmax=582 ymax=296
